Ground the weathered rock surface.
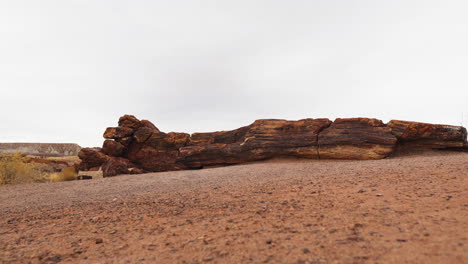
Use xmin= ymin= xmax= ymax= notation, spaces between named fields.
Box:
xmin=103 ymin=127 xmax=134 ymax=139
xmin=78 ymin=148 xmax=110 ymax=171
xmin=319 ymin=118 xmax=397 ymax=159
xmin=102 ymin=140 xmax=125 ymax=157
xmin=388 ymin=120 xmax=467 ymax=148
xmin=180 ymin=119 xmax=332 ymax=168
xmin=78 ymin=115 xmax=468 ymax=176
xmin=102 ymin=157 xmax=137 ymax=177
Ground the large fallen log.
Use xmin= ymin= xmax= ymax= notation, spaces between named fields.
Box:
xmin=78 ymin=115 xmax=467 ymax=177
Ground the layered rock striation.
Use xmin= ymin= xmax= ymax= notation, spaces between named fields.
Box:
xmin=79 ymin=115 xmax=467 ymax=177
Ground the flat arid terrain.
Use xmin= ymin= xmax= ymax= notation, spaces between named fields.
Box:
xmin=1 ymin=151 xmax=467 ymax=264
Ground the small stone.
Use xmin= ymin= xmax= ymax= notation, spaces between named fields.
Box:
xmin=266 ymin=238 xmax=273 ymax=244
xmin=95 ymin=238 xmax=103 ymax=244
xmin=376 ymin=193 xmax=383 ymax=197
xmin=358 ymin=189 xmax=366 ymax=193
xmin=302 ymin=248 xmax=311 ymax=254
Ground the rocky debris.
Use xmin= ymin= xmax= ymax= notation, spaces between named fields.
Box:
xmin=388 ymin=120 xmax=467 ymax=149
xmin=78 ymin=115 xmax=468 ymax=176
xmin=318 ymin=118 xmax=397 ymax=159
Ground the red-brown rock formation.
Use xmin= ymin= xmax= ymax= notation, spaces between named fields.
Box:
xmin=78 ymin=115 xmax=467 ymax=177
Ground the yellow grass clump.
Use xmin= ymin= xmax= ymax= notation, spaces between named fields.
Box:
xmin=0 ymin=153 xmax=79 ymax=185
xmin=49 ymin=167 xmax=78 ymax=182
xmin=0 ymin=153 xmax=46 ymax=185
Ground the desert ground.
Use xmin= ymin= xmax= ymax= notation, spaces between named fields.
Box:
xmin=0 ymin=151 xmax=467 ymax=264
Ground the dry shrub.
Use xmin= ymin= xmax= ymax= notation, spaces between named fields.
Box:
xmin=50 ymin=167 xmax=77 ymax=182
xmin=0 ymin=153 xmax=47 ymax=185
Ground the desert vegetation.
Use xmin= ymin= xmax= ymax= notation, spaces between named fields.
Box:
xmin=0 ymin=153 xmax=79 ymax=185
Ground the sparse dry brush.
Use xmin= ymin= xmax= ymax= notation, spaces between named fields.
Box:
xmin=0 ymin=153 xmax=78 ymax=185
xmin=0 ymin=153 xmax=46 ymax=185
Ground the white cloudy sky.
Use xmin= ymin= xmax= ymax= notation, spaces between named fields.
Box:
xmin=1 ymin=0 xmax=467 ymax=147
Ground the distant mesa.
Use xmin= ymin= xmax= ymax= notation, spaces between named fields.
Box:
xmin=0 ymin=143 xmax=81 ymax=157
xmin=79 ymin=115 xmax=468 ymax=177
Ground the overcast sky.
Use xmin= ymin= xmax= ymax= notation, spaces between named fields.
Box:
xmin=1 ymin=0 xmax=467 ymax=147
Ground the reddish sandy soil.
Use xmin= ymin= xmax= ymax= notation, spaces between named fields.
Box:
xmin=0 ymin=151 xmax=467 ymax=264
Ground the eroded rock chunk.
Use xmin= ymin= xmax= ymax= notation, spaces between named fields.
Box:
xmin=102 ymin=140 xmax=125 ymax=157
xmin=118 ymin=115 xmax=143 ymax=129
xmin=140 ymin=120 xmax=160 ymax=131
xmin=78 ymin=148 xmax=110 ymax=170
xmin=102 ymin=157 xmax=135 ymax=177
xmin=133 ymin=127 xmax=154 ymax=143
xmin=103 ymin=127 xmax=134 ymax=139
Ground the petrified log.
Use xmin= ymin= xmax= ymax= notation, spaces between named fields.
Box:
xmin=388 ymin=120 xmax=467 ymax=149
xmin=78 ymin=115 xmax=468 ymax=177
xmin=318 ymin=118 xmax=397 ymax=159
xmin=179 ymin=118 xmax=333 ymax=168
